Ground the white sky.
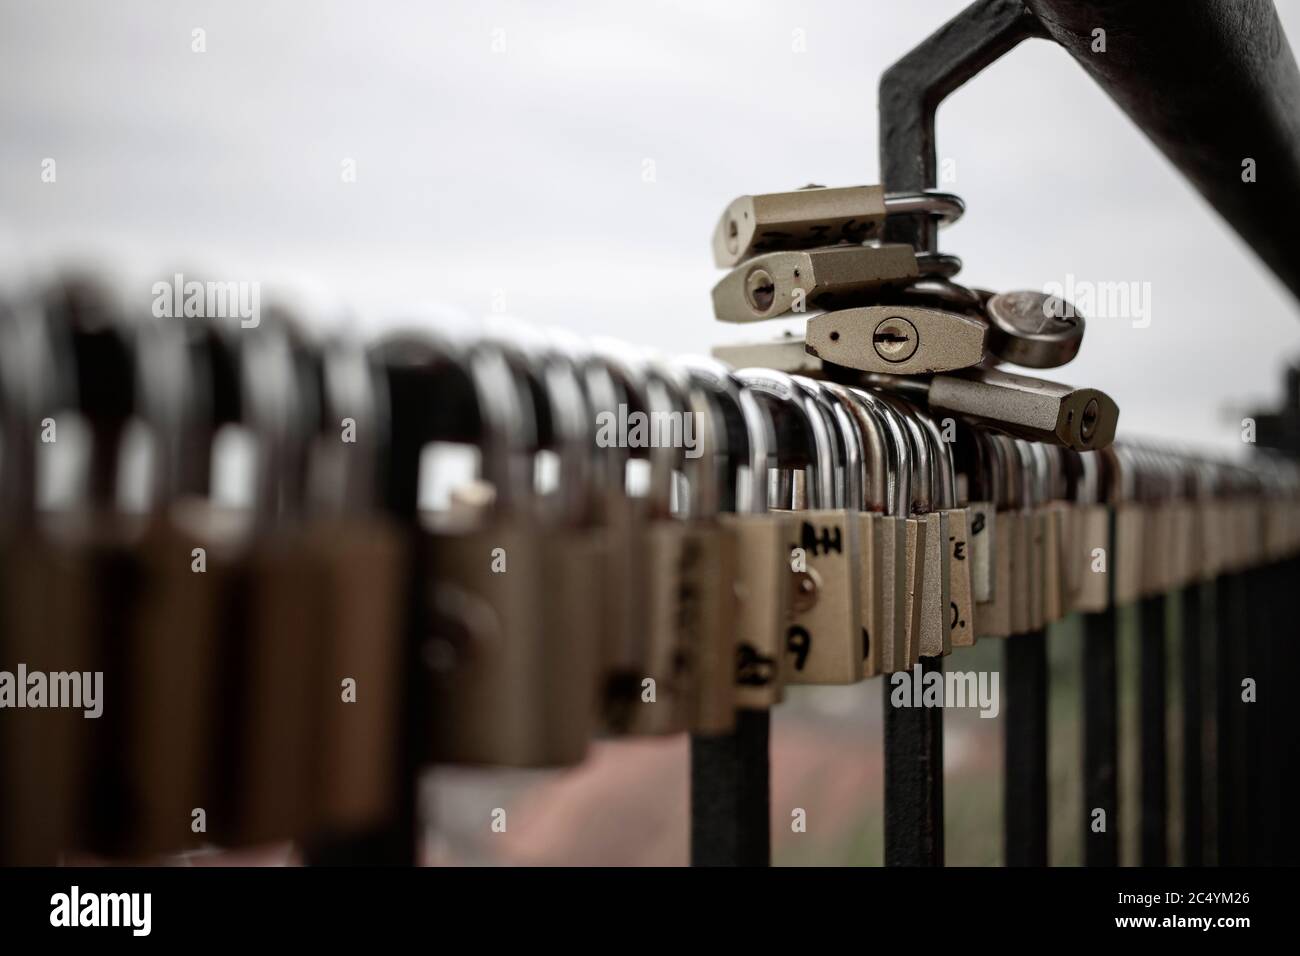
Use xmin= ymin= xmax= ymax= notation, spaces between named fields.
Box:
xmin=4 ymin=0 xmax=1300 ymax=452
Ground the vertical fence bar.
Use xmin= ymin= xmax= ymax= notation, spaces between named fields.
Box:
xmin=884 ymin=656 xmax=944 ymax=866
xmin=1244 ymin=566 xmax=1269 ymax=865
xmin=1139 ymin=593 xmax=1167 ymax=865
xmin=1005 ymin=630 xmax=1048 ymax=866
xmin=690 ymin=712 xmax=771 ymax=866
xmin=1180 ymin=583 xmax=1204 ymax=866
xmin=1285 ymin=557 xmax=1300 ymax=863
xmin=1214 ymin=572 xmax=1245 ymax=865
xmin=877 ymin=0 xmax=1044 ymax=873
xmin=1082 ymin=607 xmax=1118 ymax=866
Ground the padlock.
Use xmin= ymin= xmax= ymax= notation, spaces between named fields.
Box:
xmin=712 ymin=245 xmax=921 ymax=323
xmin=4 ymin=277 xmax=245 ymax=860
xmin=660 ymin=359 xmax=742 ymax=734
xmin=112 ymin=305 xmax=246 ymax=858
xmin=1071 ymin=449 xmax=1113 ymax=614
xmin=826 ymin=385 xmax=909 ymax=676
xmin=869 ymin=367 xmax=1120 ymax=452
xmin=894 ymin=398 xmax=952 ymax=657
xmin=1134 ymin=447 xmax=1169 ymax=598
xmin=912 ymin=405 xmax=976 ymax=647
xmin=376 ymin=331 xmax=561 ymax=767
xmin=871 ymin=395 xmax=941 ymax=661
xmin=1168 ymin=453 xmax=1197 ymax=589
xmin=556 ymin=342 xmax=652 ymax=734
xmin=682 ymin=358 xmax=790 ymax=713
xmin=804 ymin=305 xmax=987 ymax=375
xmin=620 ymin=354 xmax=729 ymax=734
xmin=186 ymin=309 xmax=330 ymax=847
xmin=852 ymin=389 xmax=914 ymax=674
xmin=1111 ymin=444 xmax=1146 ymax=607
xmin=295 ymin=333 xmax=408 ymax=841
xmin=967 ymin=429 xmax=1013 ymax=639
xmin=592 ymin=346 xmax=696 ymax=734
xmin=981 ymin=290 xmax=1086 ymax=369
xmin=711 ymin=184 xmax=963 ymax=267
xmin=821 ymin=382 xmax=910 ymax=677
xmin=988 ymin=436 xmax=1032 ymax=636
xmin=952 ymin=421 xmax=1000 ymax=616
xmin=857 ymin=394 xmax=921 ymax=667
xmin=712 ymin=333 xmax=827 ymax=378
xmin=0 ymin=281 xmax=95 ymax=865
xmin=734 ymin=369 xmax=864 ymax=684
xmin=1190 ymin=458 xmax=1220 ymax=586
xmin=1035 ymin=444 xmax=1071 ymax=623
xmin=1154 ymin=447 xmax=1185 ymax=594
xmin=499 ymin=331 xmax=606 ymax=760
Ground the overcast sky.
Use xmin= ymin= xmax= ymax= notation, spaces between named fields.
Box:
xmin=4 ymin=0 xmax=1300 ymax=452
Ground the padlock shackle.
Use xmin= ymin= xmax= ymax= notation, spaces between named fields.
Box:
xmin=677 ymin=357 xmax=758 ymax=517
xmin=951 ymin=419 xmax=1001 ymax=506
xmin=910 ymin=403 xmax=959 ymax=511
xmin=0 ymin=287 xmax=71 ymax=526
xmin=307 ymin=334 xmax=389 ymax=517
xmin=851 ymin=387 xmax=913 ymax=519
xmin=733 ymin=367 xmax=833 ymax=511
xmin=680 ymin=356 xmax=776 ymax=514
xmin=988 ymin=434 xmax=1023 ymax=510
xmin=794 ymin=376 xmax=858 ymax=511
xmin=589 ymin=344 xmax=683 ymax=519
xmin=200 ymin=310 xmax=311 ymax=523
xmin=42 ymin=274 xmax=201 ymax=517
xmin=821 ymin=382 xmax=889 ymax=513
xmin=473 ymin=335 xmax=594 ymax=527
xmin=374 ymin=329 xmax=528 ymax=519
xmin=878 ymin=394 xmax=935 ymax=515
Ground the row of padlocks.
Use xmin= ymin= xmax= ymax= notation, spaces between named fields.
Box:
xmin=2 ymin=188 xmax=1299 ymax=866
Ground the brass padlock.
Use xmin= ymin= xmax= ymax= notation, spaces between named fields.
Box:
xmin=804 ymin=305 xmax=987 ymax=376
xmin=870 ymin=367 xmax=1120 ymax=452
xmin=967 ymin=429 xmax=1012 ymax=638
xmin=991 ymin=436 xmax=1032 ymax=636
xmin=682 ymin=358 xmax=791 ymax=712
xmin=513 ymin=333 xmax=608 ymax=759
xmin=196 ymin=313 xmax=330 ymax=846
xmin=913 ymin=405 xmax=975 ymax=648
xmin=712 ymin=245 xmax=920 ymax=323
xmin=734 ymin=369 xmax=864 ymax=684
xmin=953 ymin=423 xmax=1001 ymax=628
xmin=822 ymin=383 xmax=910 ymax=677
xmin=302 ymin=335 xmax=408 ymax=839
xmin=645 ymin=357 xmax=739 ymax=735
xmin=890 ymin=397 xmax=951 ymax=658
xmin=711 ymin=184 xmax=964 ymax=267
xmin=712 ymin=333 xmax=827 ymax=378
xmin=577 ymin=347 xmax=655 ymax=734
xmin=864 ymin=394 xmax=927 ymax=665
xmin=377 ymin=332 xmax=561 ymax=767
xmin=601 ymin=352 xmax=696 ymax=735
xmin=1070 ymin=449 xmax=1112 ymax=614
xmin=1036 ymin=444 xmax=1071 ymax=623
xmin=0 ymin=284 xmax=96 ymax=864
xmin=1111 ymin=444 xmax=1146 ymax=607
